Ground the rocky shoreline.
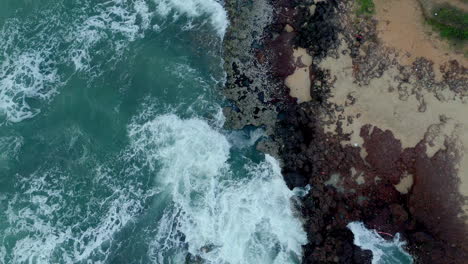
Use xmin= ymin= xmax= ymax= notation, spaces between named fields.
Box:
xmin=222 ymin=0 xmax=467 ymax=263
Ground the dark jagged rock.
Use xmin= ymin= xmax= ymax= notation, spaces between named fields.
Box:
xmin=280 ymin=103 xmax=467 ymax=263
xmin=283 ymin=172 xmax=309 ymax=189
xmin=353 ymin=246 xmax=373 ymax=264
xmin=294 ymin=0 xmax=340 ymax=59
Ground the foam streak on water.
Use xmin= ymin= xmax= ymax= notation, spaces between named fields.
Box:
xmin=2 ymin=166 xmax=153 ymax=263
xmin=0 ymin=45 xmax=60 ymax=122
xmin=127 ymin=114 xmax=307 ymax=264
xmin=0 ymin=0 xmax=228 ymax=123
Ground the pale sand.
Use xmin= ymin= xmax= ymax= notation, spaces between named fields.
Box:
xmin=395 ymin=172 xmax=414 ymax=194
xmin=374 ymin=0 xmax=467 ymax=80
xmin=284 ymin=24 xmax=294 ymax=33
xmin=320 ymin=41 xmax=468 ymax=220
xmin=285 ymin=48 xmax=313 ymax=102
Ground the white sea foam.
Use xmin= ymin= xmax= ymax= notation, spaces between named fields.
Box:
xmin=348 ymin=222 xmax=413 ymax=264
xmin=0 ymin=49 xmax=60 ymax=122
xmin=5 ymin=170 xmax=71 ymax=263
xmin=128 ymin=114 xmax=306 ymax=264
xmin=3 ymin=113 xmax=304 ymax=263
xmin=68 ymin=0 xmax=155 ymax=72
xmin=155 ymin=0 xmax=228 ymax=36
xmin=70 ymin=192 xmax=143 ymax=263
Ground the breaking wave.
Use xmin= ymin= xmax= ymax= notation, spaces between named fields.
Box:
xmin=1 ymin=110 xmax=306 ymax=263
xmin=127 ymin=113 xmax=307 ymax=264
xmin=348 ymin=222 xmax=413 ymax=264
xmin=155 ymin=0 xmax=228 ymax=36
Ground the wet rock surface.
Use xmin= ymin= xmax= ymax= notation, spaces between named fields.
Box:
xmin=222 ymin=0 xmax=468 ymax=263
xmin=222 ymin=0 xmax=278 ymax=132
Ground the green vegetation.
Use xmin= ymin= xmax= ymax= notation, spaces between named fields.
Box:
xmin=428 ymin=5 xmax=468 ymax=41
xmin=427 ymin=19 xmax=468 ymax=40
xmin=433 ymin=5 xmax=468 ymax=28
xmin=356 ymin=0 xmax=375 ymax=15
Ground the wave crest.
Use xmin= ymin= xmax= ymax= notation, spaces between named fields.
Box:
xmin=127 ymin=113 xmax=306 ymax=264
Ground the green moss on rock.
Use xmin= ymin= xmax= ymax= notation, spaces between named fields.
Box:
xmin=356 ymin=0 xmax=375 ymax=15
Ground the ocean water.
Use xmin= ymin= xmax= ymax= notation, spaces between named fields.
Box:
xmin=0 ymin=1 xmax=412 ymax=264
xmin=0 ymin=1 xmax=306 ymax=263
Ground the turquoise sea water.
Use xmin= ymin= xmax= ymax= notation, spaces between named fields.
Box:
xmin=0 ymin=0 xmax=412 ymax=263
xmin=0 ymin=1 xmax=306 ymax=263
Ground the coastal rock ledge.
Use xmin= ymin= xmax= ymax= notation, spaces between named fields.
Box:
xmin=222 ymin=0 xmax=468 ymax=263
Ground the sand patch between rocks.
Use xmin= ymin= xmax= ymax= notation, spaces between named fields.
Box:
xmin=395 ymin=173 xmax=414 ymax=194
xmin=285 ymin=48 xmax=312 ymax=102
